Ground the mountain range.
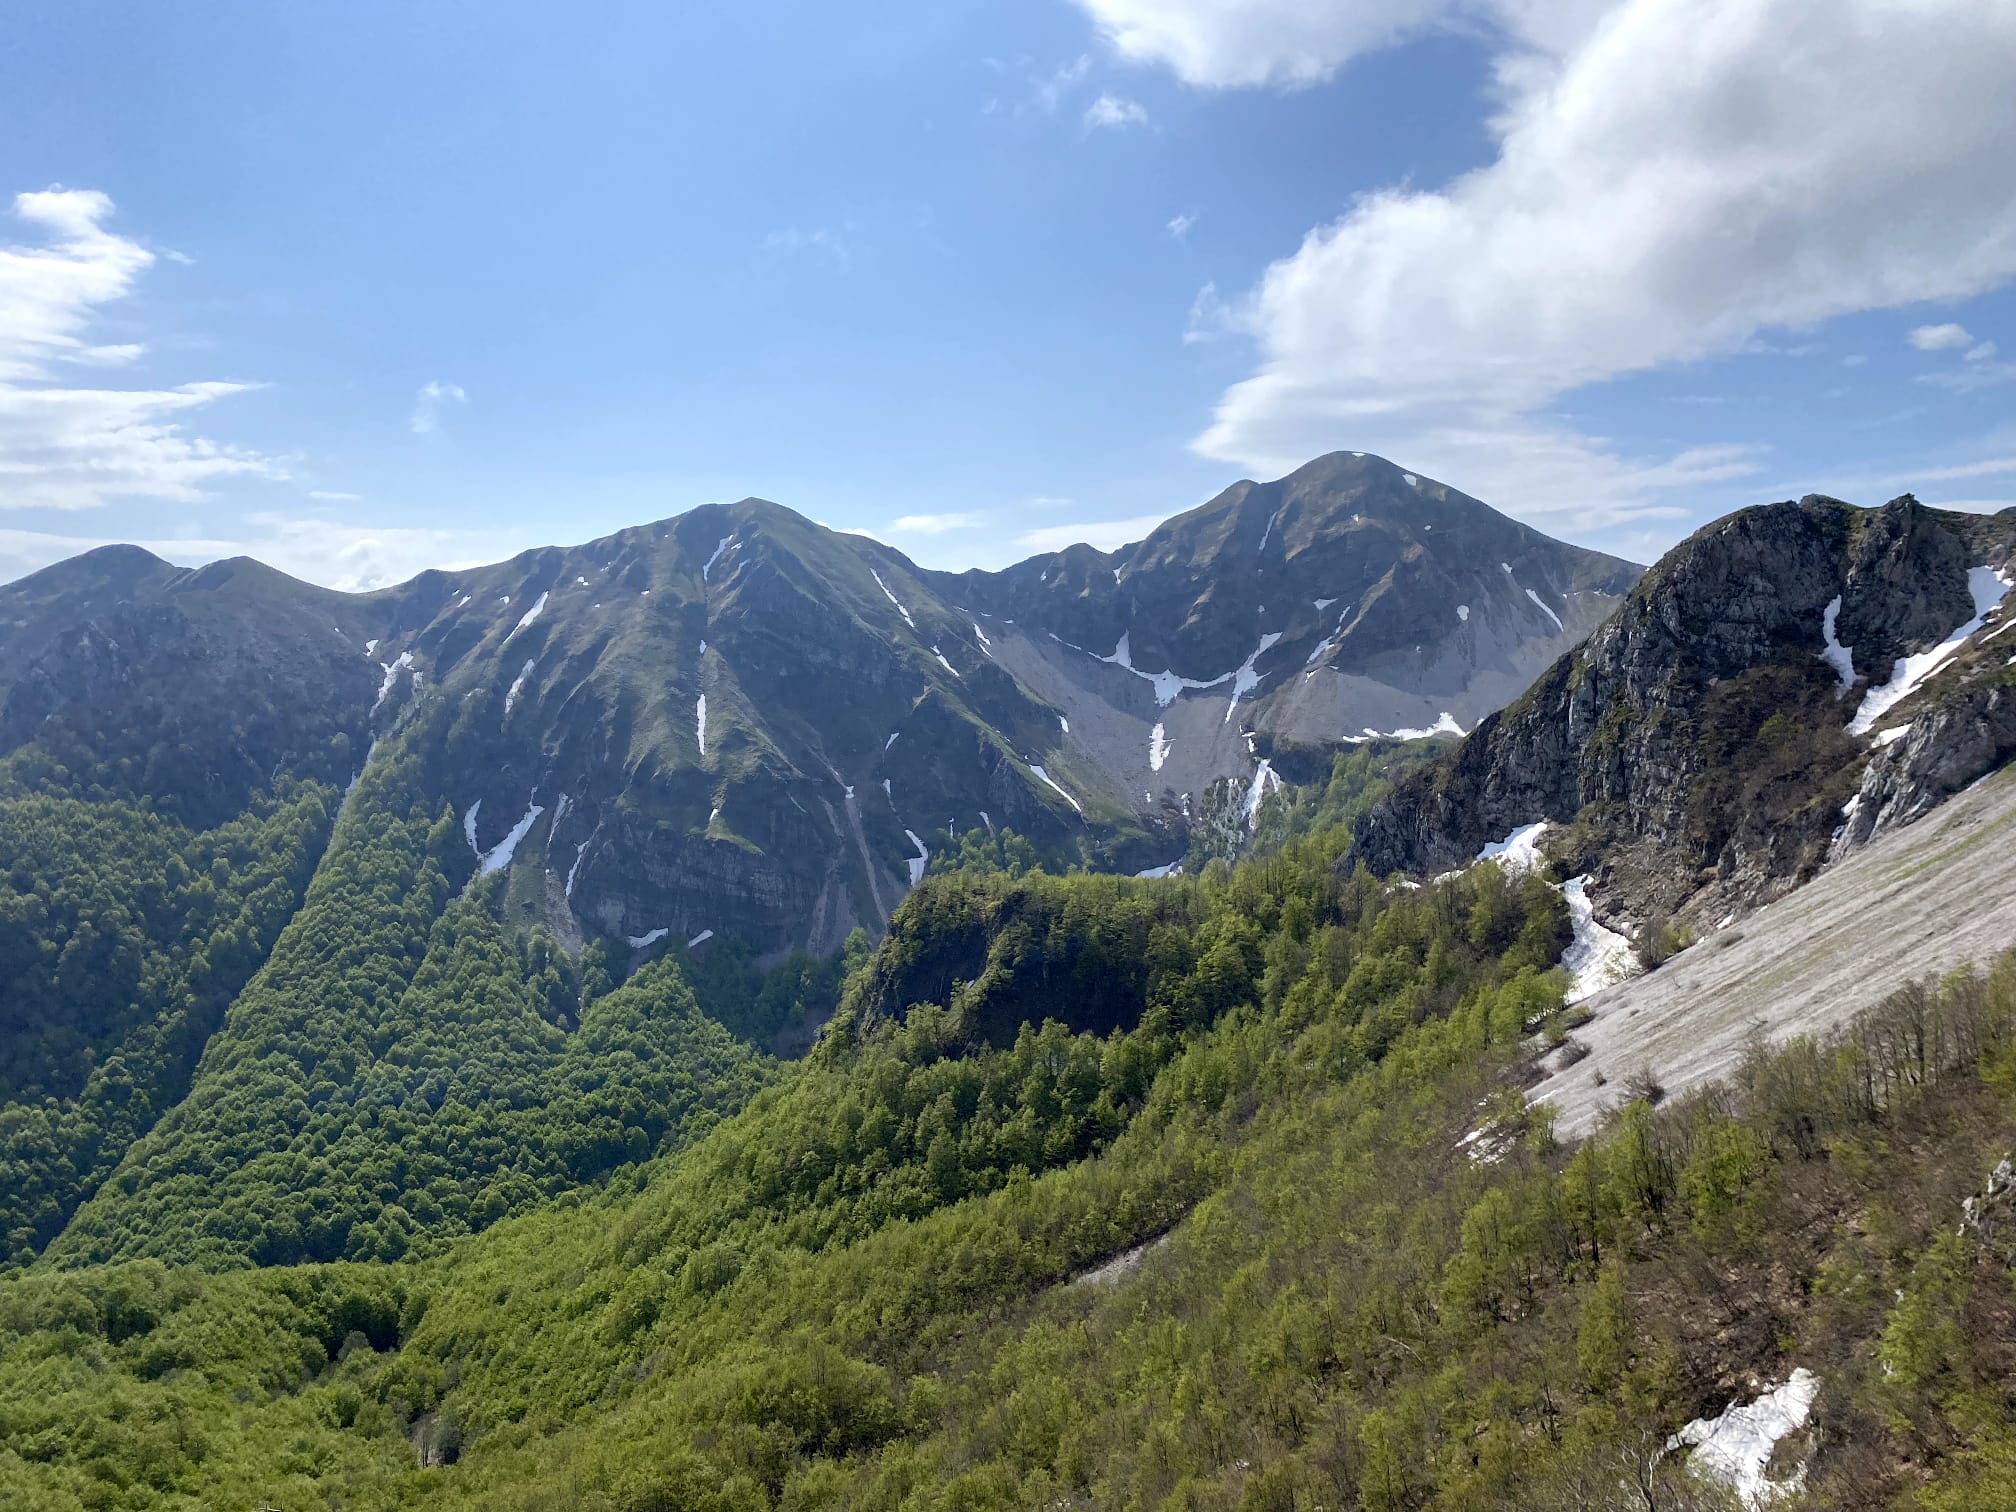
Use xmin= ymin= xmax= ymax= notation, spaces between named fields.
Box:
xmin=8 ymin=453 xmax=2016 ymax=1510
xmin=0 ymin=450 xmax=1635 ymax=963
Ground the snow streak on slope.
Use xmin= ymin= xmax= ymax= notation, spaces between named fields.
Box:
xmin=695 ymin=694 xmax=708 ymax=757
xmin=479 ymin=798 xmax=546 ymax=876
xmin=1848 ymin=566 xmax=2012 ymax=735
xmin=870 ymin=568 xmax=916 ymax=630
xmin=505 ymin=659 xmax=535 ymax=717
xmin=507 ymin=591 xmax=548 ymax=639
xmin=903 ymin=829 xmax=929 ymax=887
xmin=702 ymin=535 xmax=734 ymax=580
xmin=1561 ymin=878 xmax=1637 ymax=1004
xmin=1818 ymin=597 xmax=1855 ymax=689
xmin=1028 ymin=764 xmax=1083 ymax=814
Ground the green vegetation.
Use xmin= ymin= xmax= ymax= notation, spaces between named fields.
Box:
xmin=0 ymin=782 xmax=336 ymax=1265
xmin=5 ymin=743 xmax=2016 ymax=1509
xmin=39 ymin=747 xmax=773 ymax=1271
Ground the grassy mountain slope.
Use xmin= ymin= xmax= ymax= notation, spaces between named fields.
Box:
xmin=4 ymin=815 xmax=2016 ymax=1509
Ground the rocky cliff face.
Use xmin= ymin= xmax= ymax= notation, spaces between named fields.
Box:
xmin=1349 ymin=495 xmax=2016 ymax=929
xmin=0 ymin=453 xmax=1637 ymax=960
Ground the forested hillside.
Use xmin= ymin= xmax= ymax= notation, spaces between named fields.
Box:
xmin=4 ymin=793 xmax=2016 ymax=1509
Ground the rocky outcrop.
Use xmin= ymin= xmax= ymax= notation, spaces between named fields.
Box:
xmin=1349 ymin=495 xmax=2016 ymax=926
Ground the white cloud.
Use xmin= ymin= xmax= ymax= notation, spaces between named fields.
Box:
xmin=1966 ymin=340 xmax=1998 ymax=363
xmin=1168 ymin=211 xmax=1198 ymax=240
xmin=1072 ymin=0 xmax=1464 ymax=88
xmin=0 ymin=187 xmax=280 ymax=511
xmin=1129 ymin=0 xmax=2016 ymax=539
xmin=887 ymin=511 xmax=985 ymax=534
xmin=410 ymin=379 xmax=467 ymax=435
xmin=1085 ymin=94 xmax=1151 ymax=130
xmin=1909 ymin=322 xmax=1974 ymax=351
xmin=307 ymin=489 xmax=362 ymax=502
xmin=1017 ymin=513 xmax=1168 ymax=552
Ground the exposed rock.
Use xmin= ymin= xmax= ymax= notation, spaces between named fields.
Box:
xmin=1349 ymin=494 xmax=2016 ymax=927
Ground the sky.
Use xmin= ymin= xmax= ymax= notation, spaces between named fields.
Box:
xmin=1 ymin=0 xmax=2013 ymax=590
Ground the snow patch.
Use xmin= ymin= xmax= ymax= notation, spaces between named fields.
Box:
xmin=1476 ymin=822 xmax=1549 ymax=872
xmin=885 ymin=732 xmax=899 ymax=750
xmin=1098 ymin=631 xmax=1236 ymax=708
xmin=508 ymin=591 xmax=548 ymax=637
xmin=1222 ymin=632 xmax=1284 ymax=724
xmin=1456 ymin=604 xmax=1470 ymax=622
xmin=463 ymin=800 xmax=483 ymax=854
xmin=374 ymin=650 xmax=414 ymax=712
xmin=1525 ymin=587 xmax=1565 ymax=633
xmin=1135 ymin=861 xmax=1183 ymax=879
xmin=687 ymin=929 xmax=714 ymax=948
xmin=1361 ymin=711 xmax=1467 ymax=741
xmin=1058 ymin=714 xmax=1069 ymax=735
xmin=565 ymin=839 xmax=591 ymax=899
xmin=1562 ymin=877 xmax=1638 ymax=1004
xmin=1818 ymin=596 xmax=1856 ymax=689
xmin=1028 ymin=764 xmax=1083 ymax=814
xmin=1402 ymin=472 xmax=1418 ymax=488
xmin=1314 ymin=597 xmax=1336 ymax=610
xmin=363 ymin=638 xmax=378 ymax=656
xmin=1848 ymin=565 xmax=2013 ymax=735
xmin=870 ymin=568 xmax=917 ymax=629
xmin=1148 ymin=722 xmax=1170 ymax=772
xmin=505 ymin=658 xmax=535 ymax=716
xmin=1671 ymin=1369 xmax=1820 ymax=1507
xmin=1241 ymin=759 xmax=1279 ymax=828
xmin=903 ymin=828 xmax=929 ymax=887
xmin=932 ymin=646 xmax=960 ymax=677
xmin=695 ymin=693 xmax=708 ymax=756
xmin=979 ymin=810 xmax=992 ymax=832
xmin=479 ymin=798 xmax=545 ymax=876
xmin=702 ymin=534 xmax=734 ymax=580
xmin=1871 ymin=725 xmax=1911 ymax=748
xmin=971 ymin=620 xmax=992 ymax=650
xmin=628 ymin=928 xmax=669 ymax=949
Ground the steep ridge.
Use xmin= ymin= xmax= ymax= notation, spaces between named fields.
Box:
xmin=1350 ymin=494 xmax=2016 ymax=933
xmin=0 ymin=454 xmax=1634 ymax=961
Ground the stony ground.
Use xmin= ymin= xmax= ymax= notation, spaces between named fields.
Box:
xmin=1530 ymin=761 xmax=2016 ymax=1139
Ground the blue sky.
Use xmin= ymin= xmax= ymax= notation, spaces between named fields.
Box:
xmin=1 ymin=0 xmax=2012 ymax=588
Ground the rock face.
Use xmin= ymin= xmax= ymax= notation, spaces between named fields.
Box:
xmin=0 ymin=453 xmax=1636 ymax=959
xmin=1349 ymin=495 xmax=2016 ymax=928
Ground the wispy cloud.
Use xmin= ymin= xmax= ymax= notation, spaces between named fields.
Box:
xmin=761 ymin=224 xmax=854 ymax=272
xmin=1965 ymin=340 xmax=1998 ymax=363
xmin=0 ymin=187 xmax=281 ymax=511
xmin=1085 ymin=94 xmax=1150 ymax=130
xmin=307 ymin=489 xmax=361 ymax=502
xmin=887 ymin=511 xmax=985 ymax=534
xmin=1167 ymin=211 xmax=1197 ymax=240
xmin=410 ymin=379 xmax=466 ymax=435
xmin=1032 ymin=55 xmax=1091 ymax=114
xmin=1183 ymin=282 xmax=1233 ymax=344
xmin=1018 ymin=513 xmax=1167 ymax=552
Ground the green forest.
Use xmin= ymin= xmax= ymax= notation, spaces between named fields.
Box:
xmin=4 ymin=733 xmax=2016 ymax=1510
